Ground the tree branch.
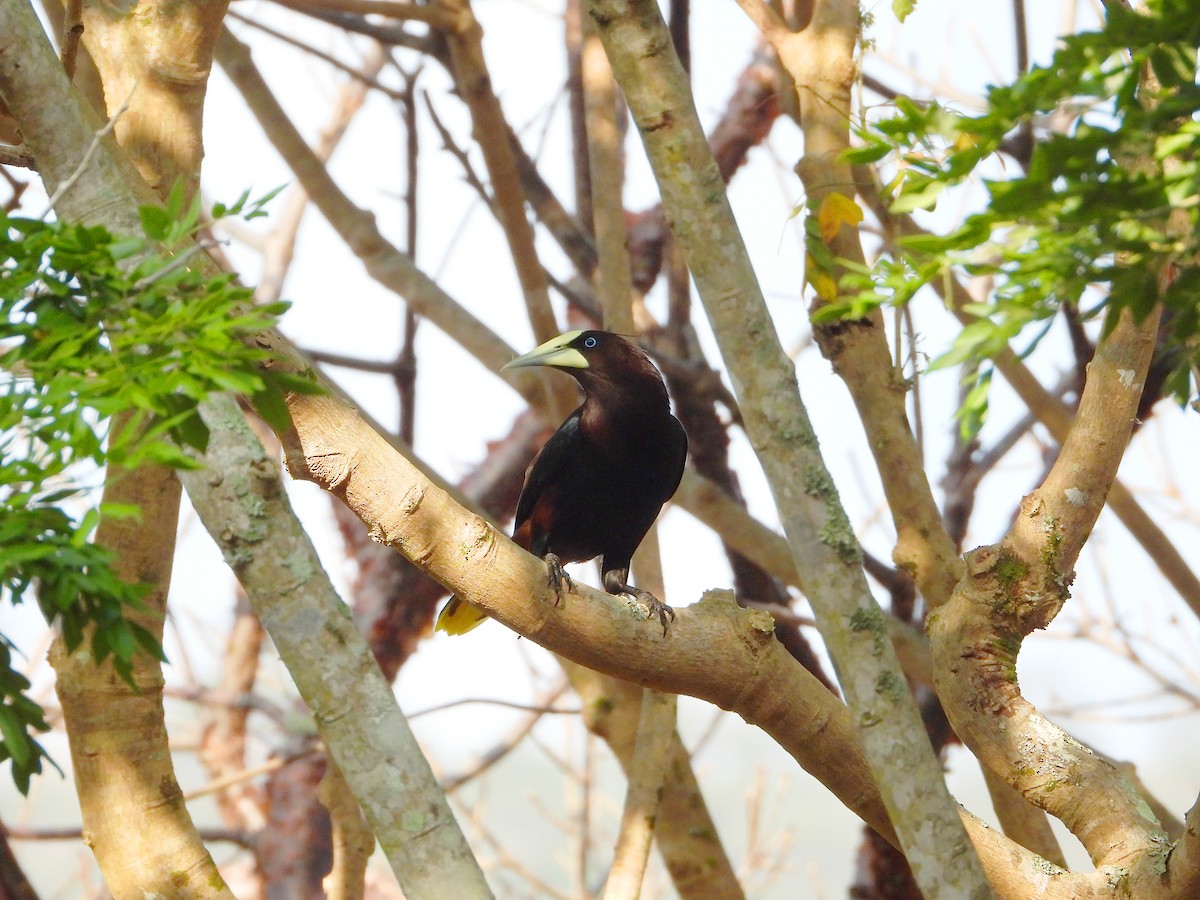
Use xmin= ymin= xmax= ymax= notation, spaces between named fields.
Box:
xmin=750 ymin=0 xmax=964 ymax=612
xmin=931 ymin=308 xmax=1167 ymax=869
xmin=584 ymin=3 xmax=989 ymax=895
xmin=435 ymin=0 xmax=560 ymax=346
xmin=214 ymin=26 xmax=568 ymax=414
xmin=180 ymin=396 xmax=493 ymax=898
xmin=1 ymin=1 xmax=235 ymax=894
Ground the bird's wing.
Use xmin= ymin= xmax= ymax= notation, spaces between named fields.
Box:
xmin=514 ymin=409 xmax=583 ymax=536
xmin=664 ymin=415 xmax=688 ymax=501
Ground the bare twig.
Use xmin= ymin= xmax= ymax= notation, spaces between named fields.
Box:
xmin=227 ymin=10 xmax=406 ymax=100
xmin=268 ymin=0 xmax=455 ymax=29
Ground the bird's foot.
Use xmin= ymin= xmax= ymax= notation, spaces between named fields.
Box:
xmin=544 ymin=553 xmax=573 ymax=606
xmin=625 ymin=588 xmax=675 ymax=636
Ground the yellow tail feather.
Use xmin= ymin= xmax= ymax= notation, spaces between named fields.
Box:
xmin=435 ymin=595 xmax=490 ymax=635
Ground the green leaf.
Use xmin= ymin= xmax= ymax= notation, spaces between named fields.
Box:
xmin=959 ymin=368 xmax=993 ymax=440
xmin=131 ymin=622 xmax=167 ymax=663
xmin=97 ymin=503 xmax=143 ymax=522
xmin=892 ymin=0 xmax=916 ymax=23
xmin=840 ymin=142 xmax=892 ymax=165
xmin=138 ymin=205 xmax=172 ymax=242
xmin=250 ymin=384 xmax=294 ymax=437
xmin=889 ymin=178 xmax=946 ymax=214
xmin=0 ymin=704 xmax=32 ymax=769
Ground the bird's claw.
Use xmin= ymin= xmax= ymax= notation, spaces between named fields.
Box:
xmin=628 ymin=588 xmax=675 ymax=636
xmin=544 ymin=553 xmax=573 ymax=606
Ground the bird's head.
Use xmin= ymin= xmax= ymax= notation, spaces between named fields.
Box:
xmin=501 ymin=330 xmax=669 ymax=406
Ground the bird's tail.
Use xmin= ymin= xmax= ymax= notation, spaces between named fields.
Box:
xmin=435 ymin=595 xmax=490 ymax=635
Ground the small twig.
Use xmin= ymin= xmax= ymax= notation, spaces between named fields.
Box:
xmin=227 ymin=10 xmax=406 ymax=101
xmin=397 ymin=64 xmax=421 ymax=445
xmin=182 ymin=754 xmax=293 ymax=801
xmin=268 ymin=0 xmax=456 ymax=29
xmin=407 ymin=696 xmax=580 ymax=718
xmin=422 ymin=91 xmax=495 ymax=213
xmin=164 ymin=683 xmax=287 ymax=724
xmin=442 ymin=681 xmax=569 ymax=792
xmin=300 ymin=347 xmax=405 ymax=374
xmin=6 ymin=825 xmax=258 ymax=849
xmin=0 ymin=142 xmax=35 ymax=169
xmin=902 ymin=303 xmax=923 ymax=459
xmin=271 ymin=3 xmax=431 ymax=48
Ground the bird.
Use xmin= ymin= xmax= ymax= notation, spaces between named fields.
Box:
xmin=436 ymin=329 xmax=688 ymax=636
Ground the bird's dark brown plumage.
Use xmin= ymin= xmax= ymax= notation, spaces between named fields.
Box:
xmin=437 ymin=330 xmax=687 ymax=635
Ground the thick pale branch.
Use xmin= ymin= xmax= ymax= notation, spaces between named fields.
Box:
xmin=752 ymin=0 xmax=963 ymax=610
xmin=584 ymin=2 xmax=988 ymax=896
xmin=49 ymin=455 xmax=229 ymax=900
xmin=932 ymin=308 xmax=1169 ymax=871
xmin=180 ymin=397 xmax=493 ymax=899
xmin=268 ymin=349 xmax=883 ymax=830
xmin=80 ymin=0 xmax=230 ymax=197
xmin=1 ymin=2 xmax=232 ymax=895
xmin=1011 ymin=307 xmax=1161 ymax=577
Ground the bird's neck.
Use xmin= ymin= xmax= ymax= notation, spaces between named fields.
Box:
xmin=577 ymin=373 xmax=672 ymax=451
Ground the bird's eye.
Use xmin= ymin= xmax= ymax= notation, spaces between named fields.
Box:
xmin=584 ymin=336 xmax=598 ymax=348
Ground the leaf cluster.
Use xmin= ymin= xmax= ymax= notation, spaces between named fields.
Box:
xmin=834 ymin=0 xmax=1200 ymax=422
xmin=0 ymin=187 xmax=310 ymax=793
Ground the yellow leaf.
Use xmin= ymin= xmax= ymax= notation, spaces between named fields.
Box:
xmin=953 ymin=130 xmax=980 ymax=152
xmin=818 ymin=192 xmax=864 ymax=242
xmin=805 ymin=253 xmax=839 ymax=301
xmin=814 ymin=273 xmax=839 ymax=300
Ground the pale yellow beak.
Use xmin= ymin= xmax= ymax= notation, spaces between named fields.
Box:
xmin=501 ymin=330 xmax=590 ymax=371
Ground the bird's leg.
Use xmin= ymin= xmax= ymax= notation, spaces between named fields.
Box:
xmin=543 ymin=552 xmax=573 ymax=605
xmin=603 ymin=568 xmax=675 ymax=636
